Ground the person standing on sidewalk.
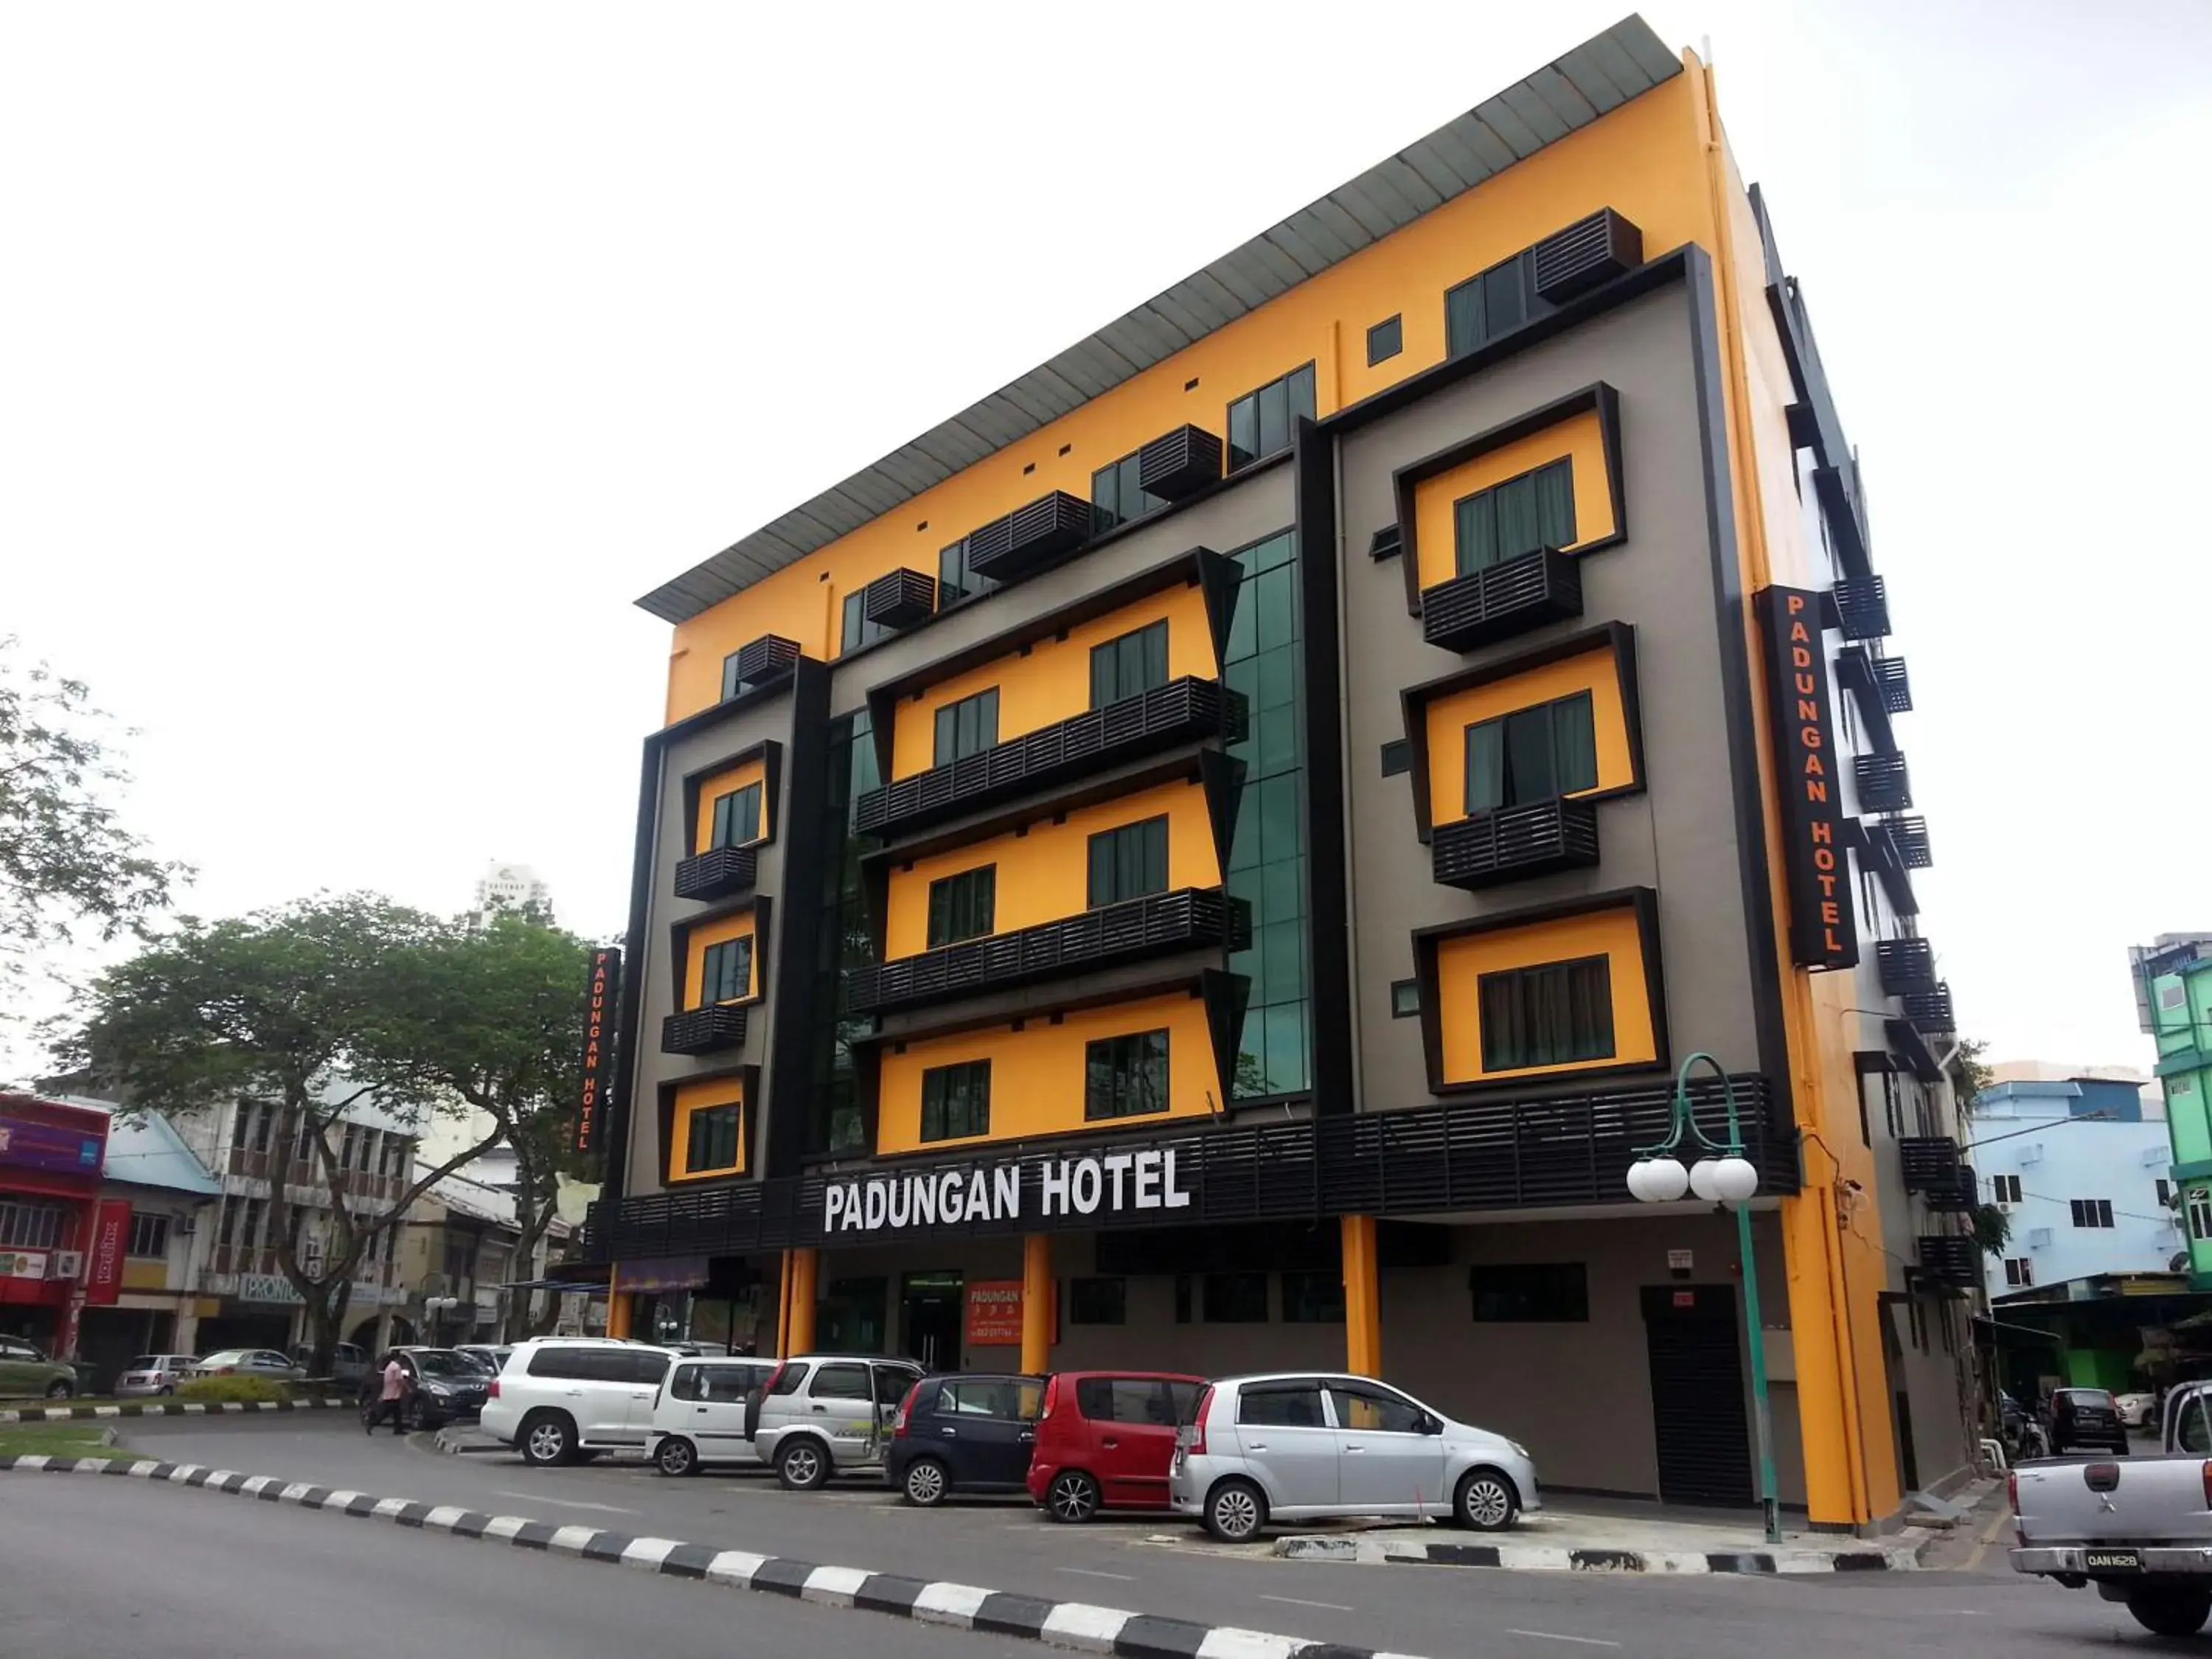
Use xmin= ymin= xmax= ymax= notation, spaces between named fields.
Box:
xmin=364 ymin=1352 xmax=409 ymax=1436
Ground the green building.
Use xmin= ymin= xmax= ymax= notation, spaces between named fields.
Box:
xmin=2143 ymin=938 xmax=2212 ymax=1287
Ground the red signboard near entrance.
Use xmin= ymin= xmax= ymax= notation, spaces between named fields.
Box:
xmin=85 ymin=1200 xmax=131 ymax=1306
xmin=965 ymin=1279 xmax=1023 ymax=1346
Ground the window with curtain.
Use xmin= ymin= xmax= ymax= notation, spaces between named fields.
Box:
xmin=709 ymin=783 xmax=762 ymax=849
xmin=1464 ymin=690 xmax=1597 ymax=815
xmin=684 ymin=1104 xmax=742 ymax=1175
xmin=1087 ymin=816 xmax=1169 ymax=908
xmin=933 ymin=689 xmax=1000 ymax=766
xmin=1091 ymin=452 xmax=1167 ymax=535
xmin=700 ymin=936 xmax=754 ymax=1004
xmin=1477 ymin=956 xmax=1615 ymax=1071
xmin=1089 ymin=620 xmax=1169 ymax=709
xmin=1444 ymin=249 xmax=1554 ymax=358
xmin=1453 ymin=458 xmax=1576 ymax=576
xmin=1226 ymin=364 xmax=1317 ymax=473
xmin=925 ymin=866 xmax=996 ymax=948
xmin=919 ymin=1060 xmax=992 ymax=1142
xmin=1084 ymin=1029 xmax=1171 ymax=1120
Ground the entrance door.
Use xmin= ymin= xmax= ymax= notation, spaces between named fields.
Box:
xmin=1639 ymin=1285 xmax=1753 ymax=1506
xmin=900 ymin=1272 xmax=962 ymax=1371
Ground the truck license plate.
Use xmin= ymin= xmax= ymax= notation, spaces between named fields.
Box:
xmin=2085 ymin=1549 xmax=2143 ymax=1572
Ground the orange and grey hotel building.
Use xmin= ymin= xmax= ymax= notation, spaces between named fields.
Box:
xmin=581 ymin=17 xmax=1977 ymax=1527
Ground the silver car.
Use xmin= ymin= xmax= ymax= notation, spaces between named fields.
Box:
xmin=1169 ymin=1372 xmax=1540 ymax=1542
xmin=745 ymin=1354 xmax=922 ymax=1489
xmin=189 ymin=1348 xmax=306 ymax=1383
xmin=116 ymin=1354 xmax=198 ymax=1397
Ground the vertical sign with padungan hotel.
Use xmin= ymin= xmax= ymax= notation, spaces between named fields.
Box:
xmin=1756 ymin=585 xmax=1859 ymax=971
xmin=575 ymin=947 xmax=622 ymax=1155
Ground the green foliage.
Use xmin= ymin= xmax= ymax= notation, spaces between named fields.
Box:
xmin=0 ymin=638 xmax=189 ymax=1008
xmin=177 ymin=1374 xmax=288 ymax=1403
xmin=1972 ymin=1201 xmax=2012 ymax=1256
xmin=1951 ymin=1037 xmax=1995 ymax=1110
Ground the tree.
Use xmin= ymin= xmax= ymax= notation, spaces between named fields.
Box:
xmin=0 ymin=639 xmax=189 ymax=1006
xmin=352 ymin=911 xmax=596 ymax=1341
xmin=1972 ymin=1201 xmax=2012 ymax=1256
xmin=49 ymin=893 xmax=505 ymax=1371
xmin=1950 ymin=1036 xmax=1994 ymax=1113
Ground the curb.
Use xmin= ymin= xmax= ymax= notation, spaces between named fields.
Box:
xmin=432 ymin=1427 xmax=509 ymax=1457
xmin=0 ymin=1456 xmax=1427 ymax=1659
xmin=0 ymin=1397 xmax=347 ymax=1425
xmin=1274 ymin=1532 xmax=1921 ymax=1574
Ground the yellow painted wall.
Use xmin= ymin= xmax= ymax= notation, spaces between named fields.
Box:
xmin=121 ymin=1260 xmax=172 ymax=1293
xmin=888 ymin=585 xmax=1215 ymax=781
xmin=661 ymin=72 xmax=1714 ymax=723
xmin=1433 ymin=907 xmax=1657 ymax=1085
xmin=1422 ymin=646 xmax=1633 ymax=828
xmin=883 ymin=778 xmax=1220 ymax=959
xmin=692 ymin=757 xmax=769 ymax=855
xmin=682 ymin=908 xmax=759 ymax=1008
xmin=669 ymin=1075 xmax=748 ymax=1181
xmin=1411 ymin=409 xmax=1616 ymax=591
xmin=876 ymin=992 xmax=1220 ymax=1155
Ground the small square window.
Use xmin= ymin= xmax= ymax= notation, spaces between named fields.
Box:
xmin=1390 ymin=979 xmax=1419 ymax=1018
xmin=1366 ymin=314 xmax=1402 ymax=365
xmin=1380 ymin=739 xmax=1410 ymax=777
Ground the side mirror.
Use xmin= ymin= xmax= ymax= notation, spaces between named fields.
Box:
xmin=1421 ymin=1413 xmax=1444 ymax=1436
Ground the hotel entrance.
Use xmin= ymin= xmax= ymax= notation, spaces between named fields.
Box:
xmin=900 ymin=1270 xmax=962 ymax=1369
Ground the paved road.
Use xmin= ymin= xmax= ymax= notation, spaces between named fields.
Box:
xmin=80 ymin=1415 xmax=2182 ymax=1656
xmin=0 ymin=1475 xmax=1048 ymax=1659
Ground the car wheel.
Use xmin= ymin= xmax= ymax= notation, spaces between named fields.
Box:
xmin=403 ymin=1397 xmax=427 ymax=1432
xmin=158 ymin=1386 xmax=173 ymax=1397
xmin=1203 ymin=1478 xmax=1267 ymax=1543
xmin=902 ymin=1458 xmax=950 ymax=1507
xmin=520 ymin=1411 xmax=577 ymax=1468
xmin=1455 ymin=1468 xmax=1521 ymax=1532
xmin=1046 ymin=1470 xmax=1102 ymax=1524
xmin=777 ymin=1438 xmax=829 ymax=1491
xmin=655 ymin=1437 xmax=698 ymax=1478
xmin=2128 ymin=1587 xmax=2212 ymax=1636
xmin=44 ymin=1380 xmax=72 ymax=1400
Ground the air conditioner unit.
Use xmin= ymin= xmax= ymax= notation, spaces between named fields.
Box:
xmin=2028 ymin=1228 xmax=2053 ymax=1248
xmin=2019 ymin=1144 xmax=2044 ymax=1164
xmin=174 ymin=1215 xmax=197 ymax=1236
xmin=2145 ymin=1145 xmax=2173 ymax=1166
xmin=51 ymin=1251 xmax=85 ymax=1281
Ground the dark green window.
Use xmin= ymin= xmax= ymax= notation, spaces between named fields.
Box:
xmin=1444 ymin=249 xmax=1553 ymax=358
xmin=709 ymin=783 xmax=762 ymax=849
xmin=1453 ymin=459 xmax=1576 ymax=575
xmin=700 ymin=936 xmax=754 ymax=1005
xmin=937 ymin=538 xmax=995 ymax=605
xmin=841 ymin=591 xmax=892 ymax=656
xmin=1366 ymin=314 xmax=1402 ymax=365
xmin=1084 ymin=1029 xmax=1170 ymax=1121
xmin=684 ymin=1104 xmax=742 ymax=1175
xmin=926 ymin=866 xmax=996 ymax=948
xmin=720 ymin=653 xmax=743 ymax=702
xmin=1469 ymin=1262 xmax=1588 ymax=1322
xmin=1464 ymin=691 xmax=1597 ymax=815
xmin=919 ymin=1060 xmax=991 ymax=1143
xmin=933 ymin=688 xmax=1000 ymax=766
xmin=1087 ymin=816 xmax=1168 ymax=909
xmin=1390 ymin=978 xmax=1419 ymax=1018
xmin=1091 ymin=453 xmax=1166 ymax=535
xmin=1477 ymin=956 xmax=1614 ymax=1072
xmin=1282 ymin=1270 xmax=1345 ymax=1323
xmin=1226 ymin=364 xmax=1316 ymax=473
xmin=1090 ymin=620 xmax=1169 ymax=709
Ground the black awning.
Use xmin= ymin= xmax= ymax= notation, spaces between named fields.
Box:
xmin=1886 ymin=1018 xmax=1943 ymax=1084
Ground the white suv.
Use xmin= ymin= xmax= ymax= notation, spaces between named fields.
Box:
xmin=481 ymin=1338 xmax=678 ymax=1467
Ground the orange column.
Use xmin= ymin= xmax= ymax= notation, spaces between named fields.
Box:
xmin=604 ymin=1267 xmax=632 ymax=1340
xmin=1020 ymin=1236 xmax=1054 ymax=1375
xmin=785 ymin=1248 xmax=818 ymax=1355
xmin=1341 ymin=1215 xmax=1381 ymax=1377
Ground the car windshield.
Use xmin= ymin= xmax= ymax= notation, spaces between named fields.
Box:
xmin=409 ymin=1352 xmax=476 ymax=1379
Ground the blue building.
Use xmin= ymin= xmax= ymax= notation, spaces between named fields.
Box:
xmin=1972 ymin=1079 xmax=2178 ymax=1299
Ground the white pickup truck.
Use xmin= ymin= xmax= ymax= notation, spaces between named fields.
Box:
xmin=2013 ymin=1381 xmax=2212 ymax=1635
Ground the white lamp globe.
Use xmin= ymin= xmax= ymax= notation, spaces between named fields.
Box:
xmin=1708 ymin=1155 xmax=1760 ymax=1205
xmin=1688 ymin=1158 xmax=1722 ymax=1203
xmin=1638 ymin=1156 xmax=1691 ymax=1203
xmin=1626 ymin=1160 xmax=1654 ymax=1202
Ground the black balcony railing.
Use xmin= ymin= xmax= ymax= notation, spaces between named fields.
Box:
xmin=853 ymin=677 xmax=1242 ymax=839
xmin=672 ymin=844 xmax=758 ymax=905
xmin=731 ymin=634 xmax=800 ymax=690
xmin=579 ymin=1072 xmax=1790 ymax=1260
xmin=846 ymin=888 xmax=1246 ymax=1017
xmin=1532 ymin=207 xmax=1645 ymax=302
xmin=1876 ymin=937 xmax=1936 ymax=995
xmin=1871 ymin=653 xmax=1912 ymax=714
xmin=1420 ymin=547 xmax=1582 ymax=652
xmin=1924 ymin=1164 xmax=1978 ymax=1214
xmin=1888 ymin=815 xmax=1933 ymax=869
xmin=1902 ymin=983 xmax=1955 ymax=1034
xmin=1830 ymin=575 xmax=1891 ymax=641
xmin=1855 ymin=751 xmax=1913 ymax=813
xmin=1916 ymin=1233 xmax=1980 ymax=1287
xmin=1431 ymin=798 xmax=1601 ymax=891
xmin=660 ymin=1004 xmax=747 ymax=1056
xmin=964 ymin=490 xmax=1093 ymax=584
xmin=863 ymin=567 xmax=938 ymax=630
xmin=1898 ymin=1135 xmax=1961 ymax=1193
xmin=1136 ymin=425 xmax=1224 ymax=503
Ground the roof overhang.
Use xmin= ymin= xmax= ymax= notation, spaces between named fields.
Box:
xmin=635 ymin=16 xmax=1683 ymax=624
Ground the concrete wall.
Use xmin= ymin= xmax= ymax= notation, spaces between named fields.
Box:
xmin=1974 ymin=1106 xmax=2178 ymax=1294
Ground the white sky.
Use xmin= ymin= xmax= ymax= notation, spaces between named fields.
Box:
xmin=5 ymin=1 xmax=2208 ymax=1082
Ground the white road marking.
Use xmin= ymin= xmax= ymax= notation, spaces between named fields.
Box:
xmin=911 ymin=1582 xmax=995 ymax=1627
xmin=1057 ymin=1567 xmax=1138 ymax=1582
xmin=547 ymin=1523 xmax=599 ymax=1554
xmin=801 ymin=1565 xmax=872 ymax=1604
xmin=1258 ymin=1594 xmax=1354 ymax=1611
xmin=1037 ymin=1602 xmax=1131 ymax=1651
xmin=618 ymin=1538 xmax=681 ymax=1572
xmin=1505 ymin=1632 xmax=1621 ymax=1649
xmin=491 ymin=1490 xmax=640 ymax=1515
xmin=1196 ymin=1632 xmax=1304 ymax=1659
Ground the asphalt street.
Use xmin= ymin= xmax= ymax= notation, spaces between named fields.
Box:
xmin=0 ymin=1475 xmax=1050 ymax=1659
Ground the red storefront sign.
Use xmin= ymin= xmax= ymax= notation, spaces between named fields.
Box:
xmin=85 ymin=1200 xmax=131 ymax=1306
xmin=965 ymin=1279 xmax=1024 ymax=1346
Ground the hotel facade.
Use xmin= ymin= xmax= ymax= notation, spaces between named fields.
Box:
xmin=582 ymin=18 xmax=1974 ymax=1526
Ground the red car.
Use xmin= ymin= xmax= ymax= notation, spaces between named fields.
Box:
xmin=1027 ymin=1370 xmax=1206 ymax=1522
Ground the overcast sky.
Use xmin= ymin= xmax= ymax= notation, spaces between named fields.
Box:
xmin=4 ymin=1 xmax=2208 ymax=1083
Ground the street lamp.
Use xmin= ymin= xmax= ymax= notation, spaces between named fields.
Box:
xmin=1627 ymin=1052 xmax=1782 ymax=1545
